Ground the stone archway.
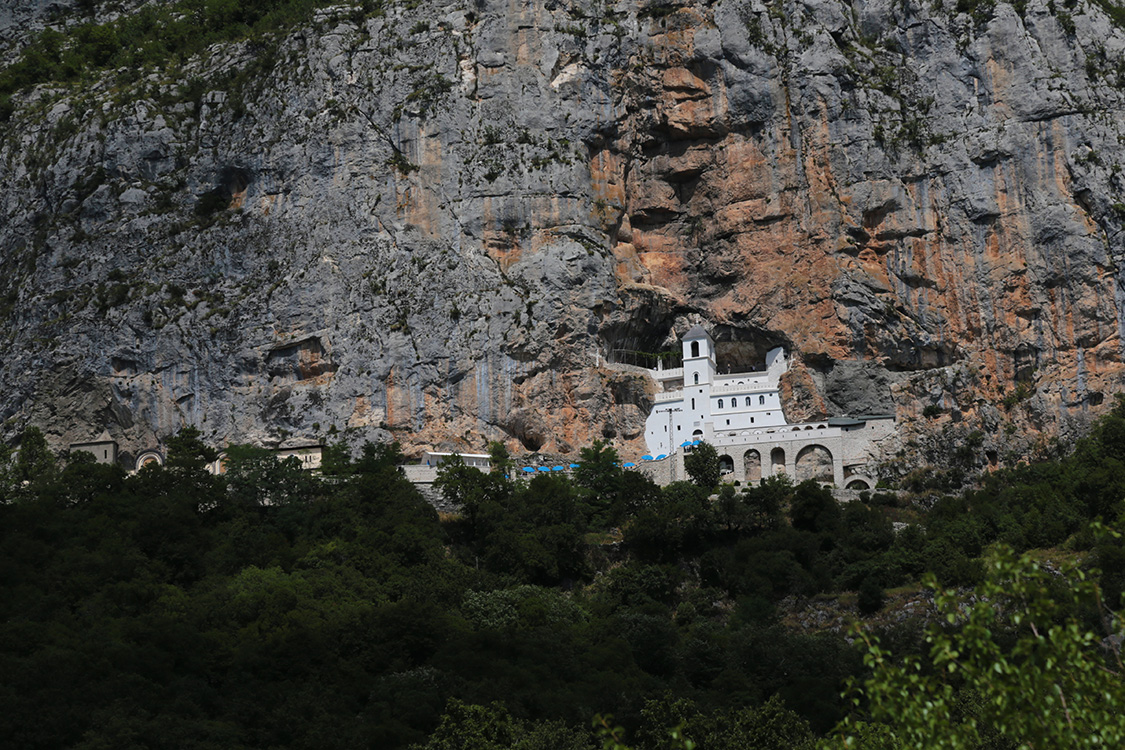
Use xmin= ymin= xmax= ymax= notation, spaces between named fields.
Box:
xmin=795 ymin=444 xmax=834 ymax=483
xmin=743 ymin=449 xmax=762 ymax=483
xmin=134 ymin=451 xmax=164 ymax=472
xmin=719 ymin=454 xmax=734 ymax=477
xmin=846 ymin=478 xmax=871 ymax=490
xmin=770 ymin=447 xmax=786 ymax=475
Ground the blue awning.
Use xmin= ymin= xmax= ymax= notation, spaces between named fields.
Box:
xmin=692 ymin=440 xmax=702 ymax=445
xmin=655 ymin=454 xmax=666 ymax=460
xmin=641 ymin=455 xmax=654 ymax=461
xmin=680 ymin=441 xmax=692 ymax=447
xmin=537 ymin=466 xmax=551 ymax=472
xmin=521 ymin=467 xmax=535 ymax=473
xmin=551 ymin=466 xmax=564 ymax=471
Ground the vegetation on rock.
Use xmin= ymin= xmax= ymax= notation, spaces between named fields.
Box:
xmin=5 ymin=399 xmax=1125 ymax=746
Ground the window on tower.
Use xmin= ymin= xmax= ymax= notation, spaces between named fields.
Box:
xmin=759 ymin=395 xmax=765 ymax=405
xmin=694 ymin=373 xmax=699 ymax=384
xmin=691 ymin=341 xmax=700 ymax=357
xmin=718 ymin=399 xmax=724 ymax=409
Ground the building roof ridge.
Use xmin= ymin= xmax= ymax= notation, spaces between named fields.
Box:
xmin=683 ymin=324 xmax=710 ymax=341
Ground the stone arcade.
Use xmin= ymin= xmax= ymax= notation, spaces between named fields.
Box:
xmin=640 ymin=327 xmax=894 ymax=489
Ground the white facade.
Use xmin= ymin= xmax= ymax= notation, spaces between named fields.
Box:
xmin=423 ymin=451 xmax=491 ymax=469
xmin=276 ymin=445 xmax=324 ymax=471
xmin=644 ymin=326 xmax=790 ymax=456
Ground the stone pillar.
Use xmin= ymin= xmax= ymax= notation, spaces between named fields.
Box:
xmin=833 ymin=454 xmax=845 ymax=488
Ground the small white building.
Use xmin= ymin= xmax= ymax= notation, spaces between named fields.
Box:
xmin=276 ymin=444 xmax=324 ymax=471
xmin=206 ymin=443 xmax=325 ymax=475
xmin=644 ymin=326 xmax=789 ymax=456
xmin=422 ymin=452 xmax=491 ymax=470
xmin=69 ymin=430 xmax=119 ymax=465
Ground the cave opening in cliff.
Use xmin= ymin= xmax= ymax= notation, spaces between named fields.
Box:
xmin=710 ymin=324 xmax=786 ymax=374
xmin=599 ymin=300 xmax=681 ymax=369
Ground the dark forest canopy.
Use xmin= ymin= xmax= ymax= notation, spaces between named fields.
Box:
xmin=3 ymin=406 xmax=1125 ymax=748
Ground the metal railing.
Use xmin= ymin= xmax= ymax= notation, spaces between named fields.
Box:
xmin=603 ymin=348 xmax=683 ymax=370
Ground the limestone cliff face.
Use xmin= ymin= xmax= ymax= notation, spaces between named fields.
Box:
xmin=2 ymin=0 xmax=1124 ymax=471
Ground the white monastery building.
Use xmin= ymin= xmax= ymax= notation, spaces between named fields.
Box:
xmin=641 ymin=326 xmax=895 ymax=489
xmin=645 ymin=326 xmax=790 ymax=455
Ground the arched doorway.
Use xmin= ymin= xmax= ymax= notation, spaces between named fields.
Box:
xmin=719 ymin=454 xmax=734 ymax=476
xmin=795 ymin=444 xmax=834 ymax=483
xmin=770 ymin=447 xmax=786 ymax=475
xmin=134 ymin=451 xmax=164 ymax=472
xmin=743 ymin=449 xmax=762 ymax=483
xmin=846 ymin=479 xmax=871 ymax=490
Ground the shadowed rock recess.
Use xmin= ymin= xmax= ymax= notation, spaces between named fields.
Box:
xmin=2 ymin=0 xmax=1124 ymax=469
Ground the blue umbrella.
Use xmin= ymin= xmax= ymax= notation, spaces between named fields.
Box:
xmin=537 ymin=466 xmax=551 ymax=472
xmin=624 ymin=462 xmax=636 ymax=468
xmin=692 ymin=439 xmax=702 ymax=445
xmin=522 ymin=467 xmax=535 ymax=473
xmin=641 ymin=455 xmax=654 ymax=461
xmin=569 ymin=463 xmax=580 ymax=469
xmin=680 ymin=441 xmax=692 ymax=448
xmin=655 ymin=454 xmax=666 ymax=460
xmin=551 ymin=466 xmax=564 ymax=471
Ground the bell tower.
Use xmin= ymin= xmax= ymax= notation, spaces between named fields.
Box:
xmin=682 ymin=325 xmax=715 ymax=388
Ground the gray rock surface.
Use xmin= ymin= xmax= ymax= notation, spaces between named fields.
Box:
xmin=1 ymin=0 xmax=1124 ymax=469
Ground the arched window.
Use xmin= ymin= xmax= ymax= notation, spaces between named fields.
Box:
xmin=691 ymin=341 xmax=700 ymax=357
xmin=694 ymin=372 xmax=699 ymax=384
xmin=759 ymin=395 xmax=765 ymax=405
xmin=718 ymin=399 xmax=724 ymax=409
xmin=745 ymin=396 xmax=751 ymax=407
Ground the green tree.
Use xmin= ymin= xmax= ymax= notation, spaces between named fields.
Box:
xmin=788 ymin=480 xmax=839 ymax=535
xmin=484 ymin=474 xmax=587 ymax=583
xmin=355 ymin=440 xmax=405 ymax=473
xmin=714 ymin=483 xmax=750 ymax=534
xmin=435 ymin=453 xmax=510 ymax=534
xmin=14 ymin=425 xmax=55 ymax=484
xmin=616 ymin=469 xmax=662 ymax=522
xmin=223 ymin=443 xmax=317 ymax=506
xmin=487 ymin=441 xmax=513 ymax=477
xmin=683 ymin=442 xmax=719 ymax=489
xmin=416 ymin=699 xmax=593 ymax=750
xmin=574 ymin=439 xmax=623 ymax=523
xmin=319 ymin=440 xmax=355 ymax=476
xmin=164 ymin=425 xmax=218 ymax=475
xmin=741 ymin=474 xmax=790 ymax=533
xmin=0 ymin=441 xmax=14 ymax=502
xmin=625 ymin=482 xmax=710 ymax=563
xmin=834 ymin=545 xmax=1125 ymax=748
